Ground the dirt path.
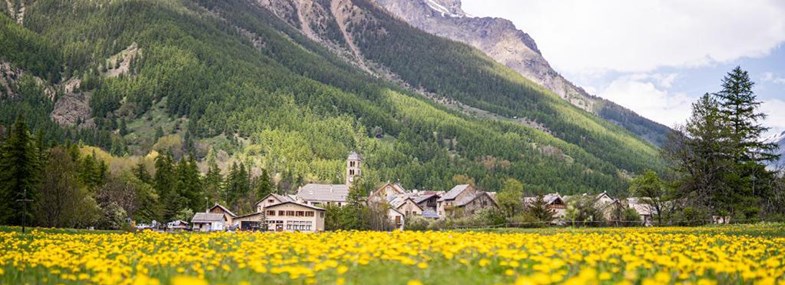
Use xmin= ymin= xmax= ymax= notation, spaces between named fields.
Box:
xmin=296 ymin=0 xmax=321 ymax=42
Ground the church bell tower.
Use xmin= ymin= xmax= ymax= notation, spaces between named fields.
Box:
xmin=346 ymin=151 xmax=362 ymax=187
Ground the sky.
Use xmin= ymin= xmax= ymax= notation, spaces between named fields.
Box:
xmin=461 ymin=0 xmax=785 ymax=138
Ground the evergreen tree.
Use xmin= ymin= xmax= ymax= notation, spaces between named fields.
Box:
xmin=255 ymin=168 xmax=274 ymax=200
xmin=176 ymin=156 xmax=204 ymax=212
xmin=154 ymin=153 xmax=178 ymax=221
xmin=0 ymin=116 xmax=41 ymax=225
xmin=714 ymin=67 xmax=779 ymax=164
xmin=204 ymin=155 xmax=224 ymax=205
xmin=132 ymin=161 xmax=152 ymax=184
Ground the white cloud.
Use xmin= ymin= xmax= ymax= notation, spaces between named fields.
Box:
xmin=762 ymin=72 xmax=785 ymax=84
xmin=598 ymin=75 xmax=694 ymax=127
xmin=760 ymin=99 xmax=785 ymax=137
xmin=461 ymin=0 xmax=785 ymax=74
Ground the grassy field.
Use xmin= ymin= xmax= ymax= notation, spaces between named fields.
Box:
xmin=0 ymin=224 xmax=784 ymax=284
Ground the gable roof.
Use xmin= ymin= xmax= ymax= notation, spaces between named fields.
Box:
xmin=255 ymin=193 xmax=295 ymax=206
xmin=348 ymin=151 xmax=362 ymax=161
xmin=266 ymin=201 xmax=326 ymax=212
xmin=209 ymin=204 xmax=237 ymax=217
xmin=456 ymin=192 xmax=499 ymax=208
xmin=371 ymin=182 xmax=407 ymax=199
xmin=297 ymin=184 xmax=349 ymax=202
xmin=390 ymin=196 xmax=424 ymax=211
xmin=439 ymin=184 xmax=472 ymax=201
xmin=192 ymin=213 xmax=226 ymax=223
xmin=411 ymin=193 xmax=438 ymax=204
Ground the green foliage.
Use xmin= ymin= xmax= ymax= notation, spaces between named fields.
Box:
xmin=0 ymin=116 xmax=41 ymax=225
xmin=497 ymin=178 xmax=524 ymax=218
xmin=664 ymin=67 xmax=780 ymax=220
xmin=0 ymin=0 xmax=666 ymax=197
xmin=524 ymin=195 xmax=556 ymax=224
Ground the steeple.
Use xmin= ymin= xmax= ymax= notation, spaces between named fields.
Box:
xmin=346 ymin=151 xmax=362 ymax=187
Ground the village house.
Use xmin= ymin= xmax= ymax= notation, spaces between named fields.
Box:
xmin=368 ymin=182 xmax=407 ymax=204
xmin=191 ymin=213 xmax=227 ymax=232
xmin=256 ymin=193 xmax=295 ymax=212
xmin=263 ymin=201 xmax=326 ymax=232
xmin=437 ymin=184 xmax=499 ymax=218
xmin=524 ymin=193 xmax=567 ymax=220
xmin=626 ymin=198 xmax=656 ymax=226
xmin=208 ymin=204 xmax=237 ymax=225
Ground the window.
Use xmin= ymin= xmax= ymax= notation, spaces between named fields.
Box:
xmin=350 ymin=161 xmax=355 ymax=167
xmin=278 ymin=211 xmax=285 ymax=216
xmin=305 ymin=211 xmax=314 ymax=217
xmin=267 ymin=211 xmax=275 ymax=216
xmin=268 ymin=199 xmax=274 ymax=203
xmin=296 ymin=211 xmax=304 ymax=217
xmin=320 ymin=212 xmax=324 ymax=218
xmin=349 ymin=169 xmax=355 ymax=175
xmin=286 ymin=211 xmax=295 ymax=216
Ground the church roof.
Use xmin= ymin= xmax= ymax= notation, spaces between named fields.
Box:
xmin=348 ymin=151 xmax=362 ymax=161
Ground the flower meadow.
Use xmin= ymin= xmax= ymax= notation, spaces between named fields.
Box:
xmin=0 ymin=225 xmax=784 ymax=285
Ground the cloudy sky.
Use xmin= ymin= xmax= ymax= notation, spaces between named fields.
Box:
xmin=461 ymin=0 xmax=785 ymax=138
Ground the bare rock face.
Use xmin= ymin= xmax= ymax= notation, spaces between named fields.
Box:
xmin=371 ymin=0 xmax=594 ymax=112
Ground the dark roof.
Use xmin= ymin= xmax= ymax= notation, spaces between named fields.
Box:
xmin=209 ymin=204 xmax=237 ymax=217
xmin=297 ymin=184 xmax=349 ymax=202
xmin=422 ymin=209 xmax=439 ymax=219
xmin=266 ymin=201 xmax=326 ymax=211
xmin=192 ymin=213 xmax=226 ymax=223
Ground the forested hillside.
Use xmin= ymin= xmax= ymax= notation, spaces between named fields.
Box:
xmin=0 ymin=0 xmax=663 ymax=195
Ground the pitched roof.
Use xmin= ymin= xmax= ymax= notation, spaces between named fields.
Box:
xmin=255 ymin=193 xmax=295 ymax=206
xmin=192 ymin=213 xmax=226 ymax=223
xmin=209 ymin=204 xmax=237 ymax=217
xmin=266 ymin=201 xmax=326 ymax=211
xmin=348 ymin=151 xmax=362 ymax=161
xmin=297 ymin=184 xmax=349 ymax=202
xmin=389 ymin=196 xmax=423 ymax=211
xmin=411 ymin=193 xmax=438 ymax=204
xmin=456 ymin=192 xmax=498 ymax=208
xmin=439 ymin=184 xmax=471 ymax=201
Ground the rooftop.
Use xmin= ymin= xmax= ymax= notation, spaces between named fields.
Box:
xmin=297 ymin=184 xmax=350 ymax=202
xmin=192 ymin=213 xmax=226 ymax=223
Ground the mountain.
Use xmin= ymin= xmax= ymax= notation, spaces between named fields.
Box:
xmin=371 ymin=0 xmax=672 ymax=146
xmin=768 ymin=131 xmax=785 ymax=168
xmin=0 ymin=0 xmax=663 ymax=194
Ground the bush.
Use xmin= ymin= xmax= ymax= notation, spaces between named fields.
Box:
xmin=405 ymin=216 xmax=430 ymax=231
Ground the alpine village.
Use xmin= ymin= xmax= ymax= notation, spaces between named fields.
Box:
xmin=0 ymin=0 xmax=784 ymax=284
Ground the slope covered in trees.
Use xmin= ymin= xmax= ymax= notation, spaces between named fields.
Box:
xmin=1 ymin=0 xmax=663 ymax=196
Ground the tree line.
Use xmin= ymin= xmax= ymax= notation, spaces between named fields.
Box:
xmin=631 ymin=67 xmax=784 ymax=224
xmin=0 ymin=115 xmax=276 ymax=229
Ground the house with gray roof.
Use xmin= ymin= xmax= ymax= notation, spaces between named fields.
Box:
xmin=296 ymin=183 xmax=350 ymax=207
xmin=191 ymin=213 xmax=227 ymax=232
xmin=437 ymin=184 xmax=498 ymax=218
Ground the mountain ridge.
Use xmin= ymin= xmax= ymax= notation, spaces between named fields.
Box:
xmin=371 ymin=0 xmax=672 ymax=146
xmin=0 ymin=0 xmax=663 ymax=194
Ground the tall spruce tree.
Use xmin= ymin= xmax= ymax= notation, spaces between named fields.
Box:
xmin=0 ymin=116 xmax=41 ymax=225
xmin=154 ymin=153 xmax=178 ymax=221
xmin=713 ymin=67 xmax=778 ymax=218
xmin=714 ymin=66 xmax=779 ymax=164
xmin=255 ymin=168 xmax=273 ymax=200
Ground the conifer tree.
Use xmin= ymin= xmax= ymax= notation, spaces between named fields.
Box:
xmin=0 ymin=116 xmax=41 ymax=225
